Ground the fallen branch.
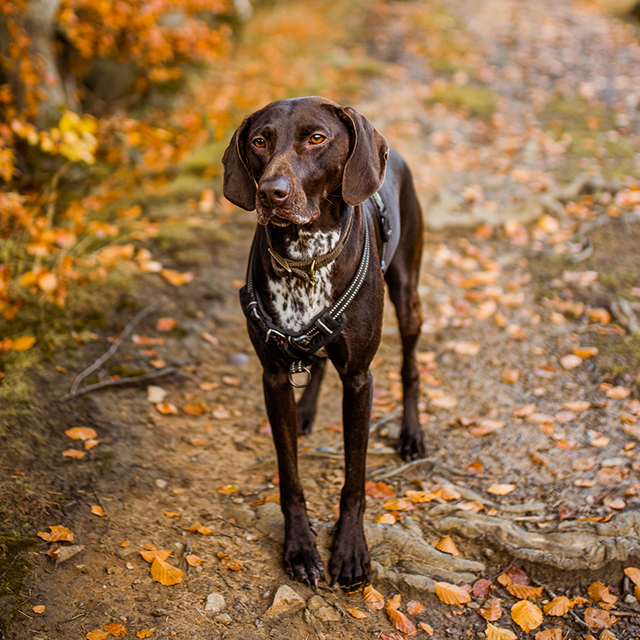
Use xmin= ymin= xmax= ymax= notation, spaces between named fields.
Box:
xmin=535 ymin=580 xmax=589 ymax=629
xmin=67 ymin=295 xmax=169 ymax=396
xmin=59 ymin=367 xmax=177 ymax=402
xmin=369 ymin=456 xmax=438 ymax=480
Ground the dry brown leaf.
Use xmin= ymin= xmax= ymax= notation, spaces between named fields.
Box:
xmin=624 ymin=567 xmax=640 ymax=586
xmin=187 ymin=522 xmax=213 ymax=535
xmin=161 ymin=269 xmax=193 ymax=286
xmin=163 ymin=511 xmax=180 ymax=518
xmin=543 ymin=596 xmax=571 ymax=616
xmin=506 ymin=584 xmax=543 ymax=599
xmin=140 ymin=549 xmax=171 ymax=563
xmin=405 ymin=490 xmax=441 ymax=503
xmin=470 ymin=420 xmax=505 ymax=436
xmin=511 ymin=600 xmax=543 ymax=632
xmin=572 ymin=346 xmax=598 ymax=358
xmin=535 ymin=630 xmax=562 ymax=640
xmin=103 ymin=623 xmax=128 ymax=637
xmin=480 ymin=597 xmax=503 ymax=621
xmin=563 ymin=400 xmax=591 ymax=412
xmin=488 ymin=484 xmax=516 ymax=496
xmin=513 ymin=403 xmax=536 ymax=418
xmin=560 ymin=354 xmax=582 ymax=370
xmin=588 ymin=581 xmax=616 ymax=604
xmin=502 ymin=369 xmax=520 ymax=384
xmin=598 ymin=630 xmax=618 ymax=640
xmin=62 ymin=449 xmax=86 ymax=459
xmin=419 ymin=622 xmax=434 ymax=635
xmin=374 ymin=513 xmax=396 ymax=524
xmin=569 ymin=596 xmax=590 ymax=606
xmin=435 ymin=535 xmax=460 ymax=556
xmin=212 ymin=404 xmax=231 ymax=419
xmin=386 ymin=594 xmax=401 ymax=610
xmin=65 ymin=427 xmax=97 ymax=440
xmin=222 ymin=375 xmax=241 ymax=386
xmin=363 ymin=584 xmax=385 ymax=610
xmin=150 ymin=557 xmax=184 ymax=585
xmin=406 ymin=600 xmax=423 ymax=616
xmin=184 ymin=401 xmax=207 ymax=416
xmin=185 ymin=554 xmax=205 ymax=567
xmin=485 ymin=622 xmax=517 ymax=640
xmin=346 ymin=608 xmax=367 ymax=619
xmin=606 ymin=386 xmax=631 ymax=399
xmin=32 ymin=605 xmax=45 ymax=614
xmin=217 ymin=552 xmax=243 ymax=570
xmin=86 ymin=631 xmax=109 ymax=640
xmin=365 ymin=481 xmax=395 ymax=499
xmin=217 ymin=484 xmax=239 ymax=494
xmin=382 ymin=498 xmax=415 ymax=511
xmin=136 ymin=630 xmax=154 ymax=639
xmin=584 ymin=607 xmax=614 ymax=629
xmin=38 ymin=525 xmax=74 ymax=543
xmin=156 ymin=317 xmax=178 ymax=331
xmin=156 ymin=402 xmax=178 ymax=415
xmin=387 ymin=608 xmax=417 ymax=635
xmin=434 ymin=581 xmax=471 ymax=605
xmin=473 ymin=578 xmax=493 ymax=599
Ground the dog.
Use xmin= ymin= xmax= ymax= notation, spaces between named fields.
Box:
xmin=222 ymin=96 xmax=425 ymax=588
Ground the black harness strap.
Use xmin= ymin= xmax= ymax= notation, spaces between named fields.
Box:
xmin=240 ymin=195 xmax=391 ymax=387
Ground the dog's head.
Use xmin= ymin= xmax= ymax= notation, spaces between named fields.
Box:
xmin=222 ymin=97 xmax=389 ymax=226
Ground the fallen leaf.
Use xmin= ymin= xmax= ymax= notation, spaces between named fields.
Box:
xmin=156 ymin=317 xmax=178 ymax=331
xmin=434 ymin=581 xmax=471 ymax=605
xmin=488 ymin=484 xmax=516 ymax=496
xmin=91 ymin=505 xmax=106 ymax=517
xmin=365 ymin=482 xmax=396 ymax=499
xmin=186 ymin=554 xmax=205 ymax=567
xmin=375 ymin=513 xmax=396 ymax=524
xmin=590 ymin=437 xmax=610 ymax=447
xmin=379 ymin=633 xmax=405 ymax=640
xmin=217 ymin=552 xmax=243 ymax=570
xmin=584 ymin=607 xmax=614 ymax=629
xmin=363 ymin=584 xmax=385 ymax=610
xmin=607 ymin=386 xmax=630 ymax=399
xmin=470 ymin=420 xmax=505 ymax=436
xmin=187 ymin=522 xmax=213 ymax=535
xmin=623 ymin=567 xmax=640 ymax=586
xmin=140 ymin=549 xmax=171 ymax=563
xmin=184 ymin=401 xmax=207 ymax=416
xmin=572 ymin=347 xmax=598 ymax=358
xmin=32 ymin=605 xmax=45 ymax=614
xmin=406 ymin=600 xmax=423 ymax=616
xmin=435 ymin=535 xmax=460 ymax=556
xmin=473 ymin=578 xmax=493 ymax=599
xmin=212 ymin=404 xmax=231 ymax=419
xmin=480 ymin=598 xmax=503 ymax=621
xmin=347 ymin=608 xmax=367 ymax=619
xmin=150 ymin=557 xmax=183 ymax=585
xmin=199 ymin=381 xmax=220 ymax=391
xmin=543 ymin=597 xmax=571 ymax=616
xmin=588 ymin=582 xmax=617 ymax=604
xmin=201 ymin=332 xmax=219 ymax=345
xmin=86 ymin=631 xmax=109 ymax=640
xmin=11 ymin=336 xmax=36 ymax=351
xmin=506 ymin=584 xmax=543 ymax=599
xmin=382 ymin=498 xmax=415 ymax=511
xmin=161 ymin=269 xmax=193 ymax=286
xmin=84 ymin=439 xmax=100 ymax=450
xmin=65 ymin=427 xmax=97 ymax=440
xmin=62 ymin=449 xmax=86 ymax=459
xmin=386 ymin=594 xmax=401 ymax=610
xmin=156 ymin=402 xmax=178 ymax=415
xmin=535 ymin=630 xmax=562 ymax=640
xmin=38 ymin=526 xmax=74 ymax=543
xmin=502 ymin=369 xmax=520 ymax=384
xmin=103 ymin=623 xmax=128 ymax=637
xmin=405 ymin=490 xmax=441 ymax=503
xmin=511 ymin=600 xmax=543 ymax=632
xmin=419 ymin=621 xmax=434 ymax=635
xmin=485 ymin=622 xmax=517 ymax=640
xmin=136 ymin=630 xmax=154 ymax=639
xmin=560 ymin=354 xmax=582 ymax=370
xmin=563 ymin=400 xmax=591 ymax=411
xmin=598 ymin=630 xmax=618 ymax=640
xmin=120 ymin=540 xmax=131 ymax=548
xmin=513 ymin=404 xmax=536 ymax=418
xmin=222 ymin=376 xmax=241 ymax=386
xmin=587 ymin=308 xmax=611 ymax=324
xmin=387 ymin=608 xmax=416 ymax=635
xmin=217 ymin=484 xmax=238 ymax=494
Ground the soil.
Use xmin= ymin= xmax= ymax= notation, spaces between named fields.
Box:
xmin=2 ymin=0 xmax=640 ymax=639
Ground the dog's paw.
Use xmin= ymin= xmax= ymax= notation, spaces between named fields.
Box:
xmin=296 ymin=407 xmax=315 ymax=436
xmin=329 ymin=530 xmax=370 ymax=589
xmin=397 ymin=429 xmax=426 ymax=461
xmin=283 ymin=538 xmax=325 ymax=587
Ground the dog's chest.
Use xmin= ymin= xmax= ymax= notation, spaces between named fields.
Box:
xmin=267 ymin=229 xmax=339 ymax=332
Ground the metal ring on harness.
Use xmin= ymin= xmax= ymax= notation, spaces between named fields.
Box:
xmin=288 ymin=362 xmax=312 ymax=388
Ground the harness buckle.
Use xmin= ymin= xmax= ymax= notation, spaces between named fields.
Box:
xmin=265 ymin=328 xmax=286 ymax=343
xmin=288 ymin=361 xmax=312 ymax=388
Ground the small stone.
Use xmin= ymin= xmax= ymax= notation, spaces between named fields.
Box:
xmin=223 ymin=504 xmax=256 ymax=528
xmin=205 ymin=593 xmax=225 ymax=616
xmin=314 ymin=605 xmax=341 ymax=623
xmin=306 ymin=595 xmax=326 ymax=612
xmin=625 ymin=593 xmax=637 ymax=604
xmin=227 ymin=352 xmax=249 ymax=365
xmin=214 ymin=613 xmax=232 ymax=625
xmin=264 ymin=585 xmax=305 ymax=618
xmin=55 ymin=544 xmax=85 ymax=564
xmin=155 ymin=479 xmax=168 ymax=489
xmin=467 ymin=602 xmax=480 ymax=610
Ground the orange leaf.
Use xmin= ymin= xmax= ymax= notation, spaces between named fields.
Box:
xmin=382 ymin=498 xmax=415 ymax=511
xmin=363 ymin=584 xmax=385 ymax=610
xmin=65 ymin=427 xmax=97 ymax=440
xmin=120 ymin=540 xmax=131 ymax=548
xmin=434 ymin=581 xmax=471 ymax=605
xmin=480 ymin=598 xmax=503 ymax=621
xmin=32 ymin=605 xmax=45 ymax=614
xmin=186 ymin=554 xmax=205 ymax=567
xmin=136 ymin=630 xmax=154 ymax=639
xmin=11 ymin=336 xmax=36 ymax=351
xmin=156 ymin=402 xmax=178 ymax=415
xmin=473 ymin=578 xmax=493 ymax=599
xmin=103 ymin=622 xmax=128 ymax=637
xmin=156 ymin=317 xmax=178 ymax=331
xmin=222 ymin=376 xmax=241 ymax=386
xmin=184 ymin=401 xmax=207 ymax=416
xmin=598 ymin=630 xmax=618 ymax=640
xmin=405 ymin=490 xmax=441 ymax=503
xmin=506 ymin=584 xmax=543 ymax=599
xmin=365 ymin=481 xmax=395 ymax=499
xmin=511 ymin=600 xmax=543 ymax=632
xmin=588 ymin=581 xmax=616 ymax=604
xmin=150 ymin=557 xmax=183 ymax=585
xmin=38 ymin=525 xmax=74 ymax=543
xmin=606 ymin=386 xmax=630 ymax=399
xmin=485 ymin=622 xmax=517 ymax=640
xmin=217 ymin=552 xmax=243 ymax=570
xmin=163 ymin=511 xmax=180 ymax=518
xmin=406 ymin=600 xmax=423 ymax=616
xmin=375 ymin=513 xmax=396 ymax=524
xmin=487 ymin=484 xmax=516 ymax=496
xmin=624 ymin=567 xmax=640 ymax=586
xmin=419 ymin=622 xmax=434 ymax=635
xmin=187 ymin=522 xmax=213 ymax=535
xmin=62 ymin=449 xmax=86 ymax=459
xmin=572 ymin=347 xmax=598 ymax=358
xmin=584 ymin=607 xmax=614 ymax=628
xmin=386 ymin=594 xmax=401 ymax=611
xmin=161 ymin=269 xmax=193 ymax=286
xmin=140 ymin=549 xmax=171 ymax=563
xmin=86 ymin=631 xmax=109 ymax=640
xmin=435 ymin=535 xmax=460 ymax=557
xmin=346 ymin=608 xmax=367 ymax=619
xmin=212 ymin=404 xmax=231 ymax=419
xmin=513 ymin=403 xmax=536 ymax=418
xmin=91 ymin=505 xmax=106 ymax=517
xmin=543 ymin=596 xmax=571 ymax=616
xmin=563 ymin=401 xmax=591 ymax=412
xmin=387 ymin=608 xmax=417 ymax=635
xmin=217 ymin=484 xmax=238 ymax=494
xmin=534 ymin=630 xmax=562 ymax=640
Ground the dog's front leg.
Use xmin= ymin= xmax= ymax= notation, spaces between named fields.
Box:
xmin=330 ymin=369 xmax=372 ymax=588
xmin=262 ymin=368 xmax=325 ymax=586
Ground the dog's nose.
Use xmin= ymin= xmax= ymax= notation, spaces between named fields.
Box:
xmin=258 ymin=177 xmax=291 ymax=207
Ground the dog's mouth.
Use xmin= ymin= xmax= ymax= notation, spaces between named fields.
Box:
xmin=257 ymin=205 xmax=319 ymax=227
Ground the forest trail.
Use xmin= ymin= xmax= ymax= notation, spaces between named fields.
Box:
xmin=6 ymin=1 xmax=640 ymax=639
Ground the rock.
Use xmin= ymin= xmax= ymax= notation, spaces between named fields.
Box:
xmin=254 ymin=502 xmax=284 ymax=542
xmin=223 ymin=504 xmax=256 ymax=528
xmin=625 ymin=593 xmax=637 ymax=604
xmin=214 ymin=613 xmax=232 ymax=625
xmin=227 ymin=352 xmax=249 ymax=365
xmin=314 ymin=605 xmax=341 ymax=623
xmin=205 ymin=593 xmax=225 ymax=616
xmin=264 ymin=585 xmax=306 ymax=618
xmin=147 ymin=385 xmax=167 ymax=403
xmin=155 ymin=479 xmax=168 ymax=489
xmin=55 ymin=544 xmax=84 ymax=564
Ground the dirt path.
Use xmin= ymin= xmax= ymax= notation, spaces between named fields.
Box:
xmin=5 ymin=1 xmax=640 ymax=639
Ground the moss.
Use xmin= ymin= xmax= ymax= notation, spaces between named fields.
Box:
xmin=154 ymin=222 xmax=199 ymax=253
xmin=427 ymin=83 xmax=496 ymax=119
xmin=0 ymin=535 xmax=37 ymax=633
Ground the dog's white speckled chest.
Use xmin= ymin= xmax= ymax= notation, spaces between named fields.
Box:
xmin=267 ymin=229 xmax=340 ymax=332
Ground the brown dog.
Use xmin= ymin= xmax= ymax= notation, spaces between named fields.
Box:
xmin=222 ymin=97 xmax=425 ymax=588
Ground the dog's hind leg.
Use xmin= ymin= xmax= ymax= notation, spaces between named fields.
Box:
xmin=384 ymin=182 xmax=426 ymax=460
xmin=296 ymin=359 xmax=327 ymax=435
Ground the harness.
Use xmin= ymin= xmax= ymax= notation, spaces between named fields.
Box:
xmin=239 ymin=194 xmax=392 ymax=387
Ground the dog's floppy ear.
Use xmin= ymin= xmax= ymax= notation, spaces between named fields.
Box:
xmin=339 ymin=107 xmax=389 ymax=206
xmin=222 ymin=115 xmax=257 ymax=211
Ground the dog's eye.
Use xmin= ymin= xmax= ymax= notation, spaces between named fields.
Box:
xmin=309 ymin=134 xmax=326 ymax=145
xmin=252 ymin=137 xmax=266 ymax=149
